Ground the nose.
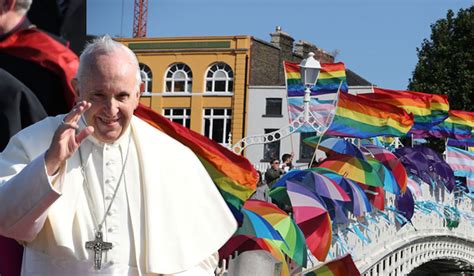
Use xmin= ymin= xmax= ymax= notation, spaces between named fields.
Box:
xmin=104 ymin=98 xmax=119 ymax=115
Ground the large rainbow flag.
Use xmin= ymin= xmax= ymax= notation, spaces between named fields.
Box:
xmin=326 ymin=92 xmax=414 ymax=138
xmin=445 ymin=111 xmax=474 ymax=147
xmin=428 ymin=110 xmax=473 ymax=140
xmin=135 ymin=104 xmax=258 ymax=210
xmin=359 ymin=88 xmax=449 ymax=133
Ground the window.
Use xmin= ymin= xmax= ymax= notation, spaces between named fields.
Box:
xmin=163 ymin=108 xmax=190 ymax=128
xmin=203 ymin=109 xmax=232 ymax=146
xmin=263 ymin=129 xmax=280 ymax=161
xmin=165 ymin=63 xmax=192 ymax=92
xmin=205 ymin=63 xmax=233 ymax=92
xmin=139 ymin=63 xmax=153 ymax=94
xmin=265 ymin=98 xmax=282 ymax=116
xmin=299 ymin=132 xmax=316 ymax=161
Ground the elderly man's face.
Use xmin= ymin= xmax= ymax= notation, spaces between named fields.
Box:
xmin=76 ymin=50 xmax=140 ymax=143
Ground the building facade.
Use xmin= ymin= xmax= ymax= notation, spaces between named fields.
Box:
xmin=118 ymin=27 xmax=372 ymax=170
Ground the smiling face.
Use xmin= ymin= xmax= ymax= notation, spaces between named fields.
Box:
xmin=74 ymin=49 xmax=140 ymax=143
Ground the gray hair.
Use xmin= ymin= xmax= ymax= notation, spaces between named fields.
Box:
xmin=14 ymin=0 xmax=32 ymax=14
xmin=76 ymin=35 xmax=142 ymax=90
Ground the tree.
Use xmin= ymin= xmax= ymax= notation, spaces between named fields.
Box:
xmin=409 ymin=6 xmax=473 ymax=111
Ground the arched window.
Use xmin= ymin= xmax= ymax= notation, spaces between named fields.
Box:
xmin=165 ymin=63 xmax=192 ymax=92
xmin=205 ymin=63 xmax=233 ymax=93
xmin=139 ymin=63 xmax=152 ymax=94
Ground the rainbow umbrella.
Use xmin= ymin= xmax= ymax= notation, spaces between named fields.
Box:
xmin=297 ymin=171 xmax=351 ymax=202
xmin=244 ymin=200 xmax=308 ymax=267
xmin=318 ymin=155 xmax=384 ymax=187
xmin=358 ymin=183 xmax=385 ymax=210
xmin=218 ymin=235 xmax=289 ymax=276
xmin=286 ymin=181 xmax=331 ymax=261
xmin=366 ymin=157 xmax=401 ymax=195
xmin=364 ymin=145 xmax=408 ymax=193
xmin=235 ymin=208 xmax=285 ymax=242
xmin=311 ymin=167 xmax=372 ymax=216
xmin=304 ymin=136 xmax=366 ymax=160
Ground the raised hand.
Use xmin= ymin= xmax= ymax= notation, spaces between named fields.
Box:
xmin=44 ymin=101 xmax=94 ymax=175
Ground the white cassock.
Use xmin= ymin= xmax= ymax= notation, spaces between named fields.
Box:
xmin=0 ymin=115 xmax=237 ymax=275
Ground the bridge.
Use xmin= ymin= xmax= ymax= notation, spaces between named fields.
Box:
xmin=305 ymin=183 xmax=474 ymax=275
xmin=219 ymin=183 xmax=474 ymax=275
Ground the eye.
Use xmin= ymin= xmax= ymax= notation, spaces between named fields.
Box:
xmin=117 ymin=94 xmax=130 ymax=101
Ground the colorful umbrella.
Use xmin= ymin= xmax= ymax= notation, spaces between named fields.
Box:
xmin=298 ymin=171 xmax=351 ymax=202
xmin=311 ymin=167 xmax=372 ymax=216
xmin=218 ymin=235 xmax=289 ymax=276
xmin=366 ymin=157 xmax=401 ymax=195
xmin=304 ymin=136 xmax=366 ymax=160
xmin=318 ymin=155 xmax=384 ymax=187
xmin=235 ymin=208 xmax=285 ymax=242
xmin=285 ymin=181 xmax=331 ymax=261
xmin=364 ymin=145 xmax=408 ymax=193
xmin=243 ymin=200 xmax=308 ymax=267
xmin=358 ymin=183 xmax=385 ymax=210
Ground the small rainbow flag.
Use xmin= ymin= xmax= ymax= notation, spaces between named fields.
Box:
xmin=284 ymin=61 xmax=348 ymax=97
xmin=326 ymin=92 xmax=414 ymax=138
xmin=135 ymin=104 xmax=258 ymax=210
xmin=429 ymin=110 xmax=473 ymax=140
xmin=304 ymin=254 xmax=360 ymax=276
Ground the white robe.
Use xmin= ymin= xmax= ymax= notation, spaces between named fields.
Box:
xmin=0 ymin=115 xmax=237 ymax=275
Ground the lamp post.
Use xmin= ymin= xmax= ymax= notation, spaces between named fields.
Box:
xmin=299 ymin=52 xmax=321 ymax=122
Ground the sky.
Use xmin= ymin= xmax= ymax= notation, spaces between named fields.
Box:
xmin=87 ymin=0 xmax=472 ymax=90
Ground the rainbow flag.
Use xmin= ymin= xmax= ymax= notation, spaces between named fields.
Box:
xmin=305 ymin=254 xmax=360 ymax=276
xmin=446 ymin=146 xmax=474 ymax=178
xmin=326 ymin=92 xmax=414 ymax=138
xmin=429 ymin=110 xmax=473 ymax=140
xmin=135 ymin=104 xmax=258 ymax=210
xmin=313 ymin=62 xmax=348 ymax=95
xmin=284 ymin=61 xmax=348 ymax=97
xmin=359 ymin=88 xmax=449 ymax=135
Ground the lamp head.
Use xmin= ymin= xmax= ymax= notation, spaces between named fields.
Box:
xmin=299 ymin=52 xmax=321 ymax=87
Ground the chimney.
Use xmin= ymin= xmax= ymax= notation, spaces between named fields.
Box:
xmin=270 ymin=26 xmax=294 ymax=57
xmin=294 ymin=40 xmax=318 ymax=58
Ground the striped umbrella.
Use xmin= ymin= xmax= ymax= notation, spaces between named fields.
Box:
xmin=318 ymin=154 xmax=384 ymax=187
xmin=244 ymin=200 xmax=308 ymax=267
xmin=311 ymin=167 xmax=372 ymax=216
xmin=304 ymin=136 xmax=366 ymax=160
xmin=366 ymin=157 xmax=401 ymax=195
xmin=285 ymin=181 xmax=332 ymax=261
xmin=235 ymin=208 xmax=284 ymax=242
xmin=364 ymin=145 xmax=408 ymax=193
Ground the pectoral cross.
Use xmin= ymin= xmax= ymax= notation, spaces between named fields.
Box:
xmin=85 ymin=231 xmax=113 ymax=270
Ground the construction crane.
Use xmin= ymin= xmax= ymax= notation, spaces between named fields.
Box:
xmin=133 ymin=0 xmax=148 ymax=38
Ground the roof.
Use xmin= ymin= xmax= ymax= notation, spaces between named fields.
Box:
xmin=346 ymin=69 xmax=373 ymax=86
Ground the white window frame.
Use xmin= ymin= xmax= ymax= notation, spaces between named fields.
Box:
xmin=203 ymin=108 xmax=232 ymax=146
xmin=205 ymin=63 xmax=234 ymax=94
xmin=139 ymin=63 xmax=152 ymax=96
xmin=163 ymin=108 xmax=191 ymax=128
xmin=164 ymin=63 xmax=193 ymax=93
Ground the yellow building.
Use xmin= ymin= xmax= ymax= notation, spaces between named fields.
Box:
xmin=118 ymin=36 xmax=252 ymax=147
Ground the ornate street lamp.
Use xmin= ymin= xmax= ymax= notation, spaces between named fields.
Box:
xmin=299 ymin=52 xmax=321 ymax=121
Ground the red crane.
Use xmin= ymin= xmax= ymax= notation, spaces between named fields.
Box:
xmin=133 ymin=0 xmax=148 ymax=38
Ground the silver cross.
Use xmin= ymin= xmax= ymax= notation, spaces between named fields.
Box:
xmin=85 ymin=231 xmax=113 ymax=270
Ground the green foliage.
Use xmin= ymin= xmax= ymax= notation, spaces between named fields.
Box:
xmin=409 ymin=6 xmax=474 ymax=111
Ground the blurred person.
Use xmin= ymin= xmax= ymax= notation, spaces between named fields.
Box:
xmin=280 ymin=153 xmax=294 ymax=173
xmin=265 ymin=158 xmax=284 ymax=188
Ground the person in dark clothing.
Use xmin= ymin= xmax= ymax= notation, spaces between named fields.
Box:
xmin=264 ymin=158 xmax=284 ymax=188
xmin=0 ymin=69 xmax=47 ymax=151
xmin=0 ymin=0 xmax=79 ymax=116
